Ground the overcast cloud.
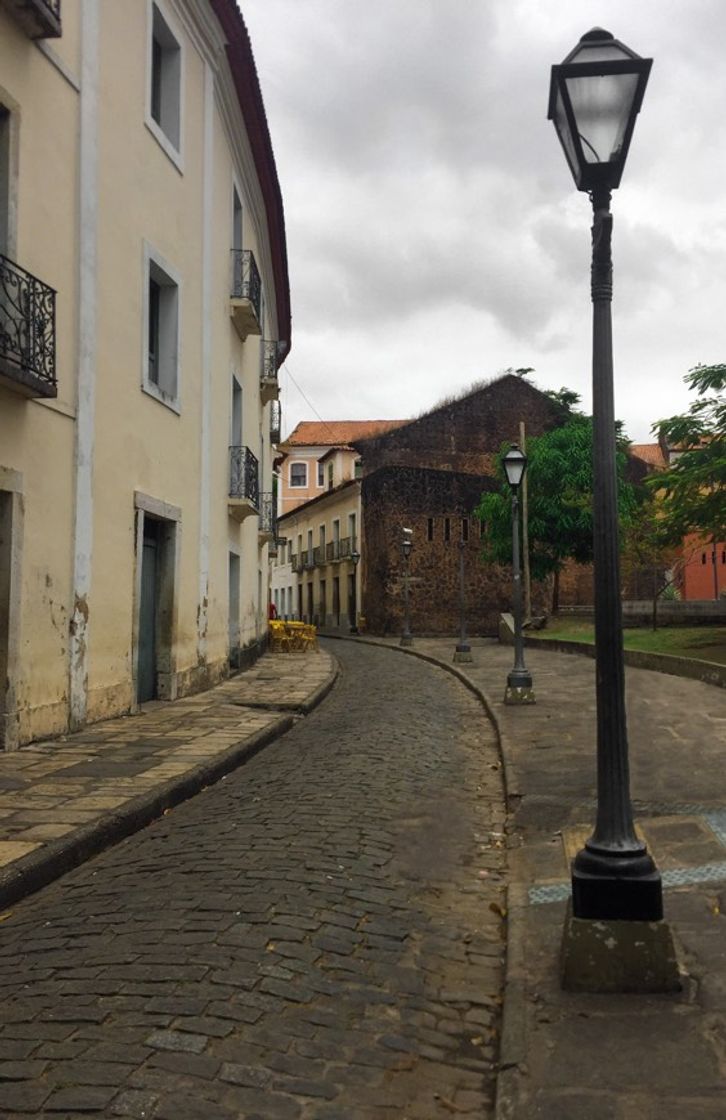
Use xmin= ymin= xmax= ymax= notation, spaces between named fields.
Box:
xmin=242 ymin=0 xmax=726 ymax=443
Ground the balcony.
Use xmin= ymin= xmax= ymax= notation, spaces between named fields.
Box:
xmin=230 ymin=249 xmax=262 ymax=340
xmin=270 ymin=399 xmax=281 ymax=445
xmin=303 ymin=550 xmax=315 ymax=571
xmin=260 ymin=339 xmax=280 ymax=405
xmin=313 ymin=545 xmax=326 ymax=567
xmin=291 ymin=553 xmax=304 ymax=574
xmin=0 ymin=254 xmax=57 ymax=398
xmin=339 ymin=536 xmax=352 ymax=560
xmin=326 ymin=540 xmax=340 ymax=563
xmin=228 ymin=445 xmax=259 ymax=523
xmin=2 ymin=0 xmax=61 ymax=38
xmin=258 ymin=492 xmax=276 ymax=544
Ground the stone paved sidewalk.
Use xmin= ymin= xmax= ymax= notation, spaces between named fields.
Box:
xmin=336 ymin=634 xmax=726 ymax=1119
xmin=0 ymin=650 xmax=336 ymax=911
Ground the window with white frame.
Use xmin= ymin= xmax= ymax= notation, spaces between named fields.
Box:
xmin=149 ymin=2 xmax=181 ymax=157
xmin=317 ymin=461 xmax=325 ymax=487
xmin=0 ymin=105 xmax=13 ymax=256
xmin=144 ymin=248 xmax=180 ymax=409
xmin=290 ymin=462 xmax=307 ymax=488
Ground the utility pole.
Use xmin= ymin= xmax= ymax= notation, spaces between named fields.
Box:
xmin=519 ymin=420 xmax=531 ymax=623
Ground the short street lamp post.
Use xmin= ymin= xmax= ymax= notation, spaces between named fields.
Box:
xmin=400 ymin=528 xmax=413 ymax=647
xmin=549 ymin=28 xmax=678 ymax=990
xmin=503 ymin=446 xmax=535 ymax=705
xmin=350 ymin=547 xmax=360 ymax=634
xmin=453 ymin=538 xmax=473 ymax=664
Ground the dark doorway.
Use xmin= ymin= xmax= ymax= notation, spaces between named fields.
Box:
xmin=0 ymin=492 xmax=12 ymax=747
xmin=138 ymin=519 xmax=159 ymax=703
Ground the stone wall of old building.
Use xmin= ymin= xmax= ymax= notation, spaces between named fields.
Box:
xmin=355 ymin=373 xmax=564 ymax=477
xmin=361 ymin=466 xmax=549 ymax=636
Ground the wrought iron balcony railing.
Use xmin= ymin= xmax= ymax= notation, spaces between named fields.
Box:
xmin=258 ymin=492 xmax=276 ymax=536
xmin=262 ymin=339 xmax=279 ymax=380
xmin=326 ymin=541 xmax=340 ymax=562
xmin=313 ymin=545 xmax=326 ymax=566
xmin=338 ymin=536 xmax=352 ymax=560
xmin=229 ymin=445 xmax=259 ymax=506
xmin=0 ymin=254 xmax=57 ymax=397
xmin=3 ymin=0 xmax=61 ymax=38
xmin=230 ymin=249 xmax=261 ymax=320
xmin=270 ymin=399 xmax=281 ymax=445
xmin=303 ymin=550 xmax=315 ymax=570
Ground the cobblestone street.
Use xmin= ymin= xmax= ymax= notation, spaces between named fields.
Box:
xmin=0 ymin=641 xmax=507 ymax=1119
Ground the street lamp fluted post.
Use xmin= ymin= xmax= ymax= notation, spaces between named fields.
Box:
xmin=570 ymin=184 xmax=662 ymax=920
xmin=453 ymin=538 xmax=472 ymax=663
xmin=400 ymin=528 xmax=413 ymax=647
xmin=503 ymin=446 xmax=535 ymax=704
xmin=350 ymin=547 xmax=360 ymax=634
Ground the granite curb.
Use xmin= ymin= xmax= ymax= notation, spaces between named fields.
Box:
xmin=527 ymin=634 xmax=726 ymax=688
xmin=0 ymin=659 xmax=340 ymax=913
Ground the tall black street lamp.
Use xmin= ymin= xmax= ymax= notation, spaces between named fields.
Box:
xmin=350 ymin=547 xmax=360 ymax=634
xmin=400 ymin=527 xmax=413 ymax=647
xmin=548 ymin=30 xmax=662 ymax=923
xmin=453 ymin=538 xmax=472 ymax=664
xmin=503 ymin=446 xmax=535 ymax=705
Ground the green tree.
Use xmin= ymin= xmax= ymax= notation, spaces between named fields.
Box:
xmin=619 ymin=489 xmax=686 ymax=629
xmin=650 ymin=363 xmax=726 ymax=543
xmin=477 ymin=401 xmax=637 ymax=613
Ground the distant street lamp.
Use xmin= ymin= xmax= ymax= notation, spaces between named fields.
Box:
xmin=503 ymin=446 xmax=534 ymax=705
xmin=400 ymin=527 xmax=413 ymax=647
xmin=453 ymin=538 xmax=472 ymax=663
xmin=548 ymin=29 xmax=663 ymax=925
xmin=350 ymin=547 xmax=361 ymax=634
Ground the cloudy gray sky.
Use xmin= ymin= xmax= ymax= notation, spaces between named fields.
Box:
xmin=242 ymin=0 xmax=726 ymax=444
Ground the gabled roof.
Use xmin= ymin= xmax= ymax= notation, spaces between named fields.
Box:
xmin=630 ymin=443 xmax=667 ymax=469
xmin=283 ymin=420 xmax=406 ymax=447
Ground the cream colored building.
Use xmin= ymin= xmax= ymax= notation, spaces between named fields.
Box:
xmin=271 ymin=421 xmax=404 ymax=628
xmin=0 ymin=0 xmax=290 ymax=749
xmin=273 ymin=482 xmax=362 ymax=629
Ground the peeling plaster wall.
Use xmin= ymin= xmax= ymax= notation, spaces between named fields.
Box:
xmin=0 ymin=0 xmax=281 ymax=745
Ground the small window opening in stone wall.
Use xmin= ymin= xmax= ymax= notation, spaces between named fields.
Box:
xmin=461 ymin=518 xmax=469 ymax=542
xmin=444 ymin=518 xmax=450 ymax=542
xmin=427 ymin=518 xmax=434 ymax=541
xmin=702 ymin=553 xmax=707 ymax=565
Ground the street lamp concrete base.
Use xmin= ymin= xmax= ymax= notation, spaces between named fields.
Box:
xmin=400 ymin=635 xmax=413 ymax=647
xmin=453 ymin=645 xmax=473 ymax=664
xmin=504 ymin=685 xmax=536 ymax=705
xmin=561 ymin=900 xmax=681 ymax=993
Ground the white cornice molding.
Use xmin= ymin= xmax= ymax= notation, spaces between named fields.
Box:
xmin=165 ymin=1 xmax=281 ymax=341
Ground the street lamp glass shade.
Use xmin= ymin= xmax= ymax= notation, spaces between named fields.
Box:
xmin=351 ymin=548 xmax=361 ymax=566
xmin=401 ymin=527 xmax=413 ymax=559
xmin=548 ymin=28 xmax=652 ymax=192
xmin=503 ymin=445 xmax=527 ymax=490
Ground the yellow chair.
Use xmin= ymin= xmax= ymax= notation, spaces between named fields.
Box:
xmin=268 ymin=620 xmax=292 ymax=653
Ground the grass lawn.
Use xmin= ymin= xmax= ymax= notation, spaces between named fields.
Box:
xmin=535 ymin=619 xmax=726 ymax=666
